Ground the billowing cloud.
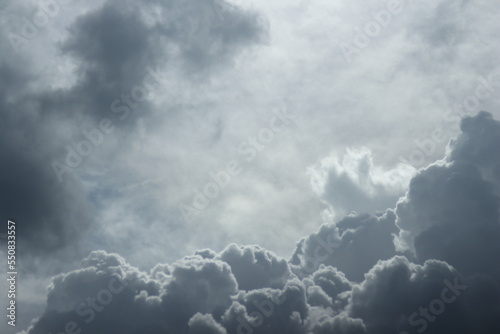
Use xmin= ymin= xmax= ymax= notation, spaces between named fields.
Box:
xmin=308 ymin=148 xmax=414 ymax=218
xmin=24 ymin=251 xmax=239 ymax=334
xmin=22 ymin=120 xmax=500 ymax=333
xmin=395 ymin=112 xmax=500 ymax=279
xmin=347 ymin=256 xmax=500 ymax=334
xmin=291 ymin=210 xmax=400 ymax=282
xmin=448 ymin=111 xmax=500 ymax=192
xmin=189 ymin=313 xmax=227 ymax=334
xmin=216 ymin=244 xmax=292 ymax=291
xmin=23 ymin=249 xmax=369 ymax=334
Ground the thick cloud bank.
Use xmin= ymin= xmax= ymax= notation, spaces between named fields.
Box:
xmin=22 ymin=112 xmax=500 ymax=334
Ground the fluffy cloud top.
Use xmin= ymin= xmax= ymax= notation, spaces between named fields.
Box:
xmin=308 ymin=148 xmax=414 ymax=218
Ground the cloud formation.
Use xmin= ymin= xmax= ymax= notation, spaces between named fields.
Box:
xmin=308 ymin=148 xmax=414 ymax=218
xmin=19 ymin=112 xmax=500 ymax=334
xmin=2 ymin=0 xmax=500 ymax=332
xmin=0 ymin=0 xmax=268 ymax=263
xmin=396 ymin=112 xmax=500 ymax=279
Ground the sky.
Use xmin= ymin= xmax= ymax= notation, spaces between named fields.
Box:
xmin=0 ymin=0 xmax=499 ymax=333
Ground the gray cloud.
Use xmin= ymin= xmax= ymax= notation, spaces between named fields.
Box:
xmin=291 ymin=210 xmax=400 ymax=282
xmin=0 ymin=57 xmax=95 ymax=269
xmin=347 ymin=256 xmax=489 ymax=334
xmin=0 ymin=0 xmax=268 ymax=266
xmin=216 ymin=244 xmax=291 ymax=291
xmin=58 ymin=0 xmax=268 ymax=125
xmin=396 ymin=112 xmax=500 ymax=279
xmin=0 ymin=3 xmax=269 ymax=329
xmin=448 ymin=111 xmax=500 ymax=191
xmin=189 ymin=313 xmax=227 ymax=334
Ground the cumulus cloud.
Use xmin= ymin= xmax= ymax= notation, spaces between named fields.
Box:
xmin=448 ymin=111 xmax=500 ymax=191
xmin=24 ymin=248 xmax=370 ymax=334
xmin=291 ymin=210 xmax=400 ymax=282
xmin=24 ymin=251 xmax=237 ymax=334
xmin=216 ymin=244 xmax=291 ymax=291
xmin=395 ymin=112 xmax=500 ymax=279
xmin=22 ymin=120 xmax=500 ymax=333
xmin=346 ymin=256 xmax=498 ymax=334
xmin=189 ymin=313 xmax=227 ymax=334
xmin=308 ymin=148 xmax=414 ymax=218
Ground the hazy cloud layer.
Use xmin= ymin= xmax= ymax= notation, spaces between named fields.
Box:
xmin=0 ymin=0 xmax=267 ymax=264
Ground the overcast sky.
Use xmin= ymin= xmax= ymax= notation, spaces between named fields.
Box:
xmin=1 ymin=0 xmax=499 ymax=333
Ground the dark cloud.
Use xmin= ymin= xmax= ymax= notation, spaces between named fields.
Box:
xmin=0 ymin=0 xmax=268 ymax=272
xmin=222 ymin=282 xmax=309 ymax=334
xmin=291 ymin=211 xmax=399 ymax=282
xmin=346 ymin=256 xmax=500 ymax=334
xmin=396 ymin=112 xmax=500 ymax=279
xmin=57 ymin=0 xmax=268 ymax=126
xmin=216 ymin=244 xmax=291 ymax=291
xmin=24 ymin=251 xmax=238 ymax=334
xmin=449 ymin=111 xmax=500 ymax=190
xmin=189 ymin=313 xmax=227 ymax=334
xmin=305 ymin=265 xmax=352 ymax=310
xmin=309 ymin=313 xmax=366 ymax=334
xmin=0 ymin=61 xmax=95 ymax=269
xmin=23 ymin=247 xmax=498 ymax=334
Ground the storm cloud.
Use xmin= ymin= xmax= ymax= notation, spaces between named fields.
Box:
xmin=20 ymin=113 xmax=500 ymax=334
